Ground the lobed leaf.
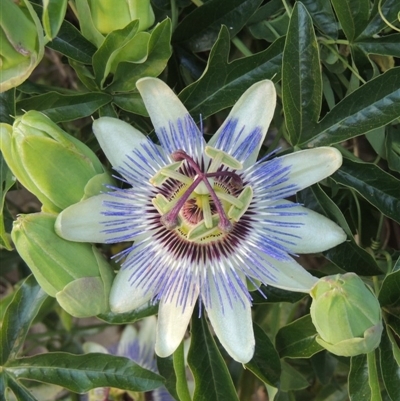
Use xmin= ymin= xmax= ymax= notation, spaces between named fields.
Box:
xmin=297 ymin=185 xmax=382 ymax=276
xmin=301 ymin=0 xmax=338 ymax=38
xmin=245 ymin=323 xmax=281 ymax=386
xmin=332 ymin=158 xmax=400 ymax=224
xmin=179 ymin=27 xmax=284 ymax=118
xmin=330 ymin=0 xmax=370 ymax=41
xmin=275 ymin=315 xmax=323 ymax=359
xmin=6 ymin=352 xmax=164 ymax=393
xmin=188 ymin=313 xmax=239 ymax=401
xmin=282 ymin=2 xmax=322 ymax=145
xmin=46 ymin=19 xmax=97 ymax=64
xmin=173 ymin=0 xmax=263 ymax=52
xmin=378 ymin=260 xmax=400 ymax=308
xmin=16 ymin=92 xmax=112 ymax=122
xmin=304 ymin=67 xmax=400 ymax=147
xmin=348 ymin=354 xmax=371 ymax=401
xmin=0 ymin=275 xmax=47 ymax=365
xmin=379 ymin=328 xmax=400 ymax=401
xmin=42 ymin=0 xmax=67 ymax=40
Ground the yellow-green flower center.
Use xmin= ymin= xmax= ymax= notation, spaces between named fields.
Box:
xmin=150 ymin=146 xmax=253 ymax=243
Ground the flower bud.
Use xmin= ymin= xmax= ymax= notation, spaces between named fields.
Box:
xmin=74 ymin=0 xmax=155 ymax=46
xmin=0 ymin=0 xmax=44 ymax=92
xmin=11 ymin=213 xmax=114 ymax=318
xmin=310 ymin=273 xmax=383 ymax=356
xmin=0 ymin=111 xmax=112 ymax=213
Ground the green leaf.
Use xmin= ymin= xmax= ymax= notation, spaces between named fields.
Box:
xmin=246 ymin=323 xmax=281 ymax=386
xmin=247 ymin=5 xmax=289 ymax=42
xmin=378 ymin=267 xmax=400 ymax=308
xmin=355 ymin=34 xmax=400 ymax=57
xmin=282 ymin=2 xmax=322 ymax=145
xmin=157 ymin=355 xmax=179 ymax=401
xmin=173 ymin=341 xmax=191 ymax=401
xmin=16 ymin=92 xmax=112 ymax=122
xmin=0 ymin=153 xmax=14 ymax=250
xmin=188 ymin=313 xmax=239 ymax=401
xmin=301 ymin=0 xmax=338 ymax=38
xmin=47 ymin=19 xmax=97 ymax=64
xmin=379 ymin=327 xmax=400 ymax=401
xmin=92 ymin=20 xmax=140 ymax=89
xmin=0 ymin=275 xmax=47 ymax=365
xmin=108 ymin=19 xmax=172 ymax=93
xmin=310 ymin=351 xmax=338 ymax=385
xmin=0 ymin=89 xmax=16 ymax=125
xmin=349 ymin=354 xmax=371 ymax=401
xmin=280 ymin=361 xmax=310 ymax=391
xmin=98 ymin=301 xmax=158 ymax=324
xmin=5 ymin=352 xmax=164 ymax=393
xmin=297 ymin=185 xmax=382 ymax=276
xmin=113 ymin=93 xmax=148 ymax=116
xmin=275 ymin=315 xmax=323 ymax=359
xmin=359 ymin=0 xmax=400 ymax=37
xmin=179 ymin=27 xmax=284 ymax=118
xmin=4 ymin=376 xmax=37 ymax=401
xmin=42 ymin=0 xmax=67 ymax=40
xmin=386 ymin=126 xmax=400 ymax=173
xmin=304 ymin=68 xmax=400 ymax=147
xmin=331 ymin=0 xmax=370 ymax=41
xmin=332 ymin=158 xmax=400 ymax=224
xmin=252 ymin=285 xmax=306 ymax=304
xmin=173 ymin=0 xmax=263 ymax=52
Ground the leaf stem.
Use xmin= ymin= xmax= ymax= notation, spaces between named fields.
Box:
xmin=350 ymin=189 xmax=362 ymax=246
xmin=231 ymin=36 xmax=253 ymax=57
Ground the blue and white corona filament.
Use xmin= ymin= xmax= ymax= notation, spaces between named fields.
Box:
xmin=56 ymin=78 xmax=346 ymax=363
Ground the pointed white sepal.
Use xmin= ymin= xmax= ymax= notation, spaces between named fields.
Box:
xmin=206 ymin=275 xmax=255 ymax=363
xmin=208 ymin=80 xmax=276 ymax=169
xmin=109 ymin=266 xmax=154 ymax=313
xmin=55 ymin=194 xmax=118 ymax=243
xmin=155 ymin=287 xmax=198 ymax=357
xmin=265 ymin=200 xmax=347 ymax=253
xmin=93 ymin=117 xmax=148 ymax=169
xmin=274 ymin=147 xmax=342 ymax=192
xmin=136 ymin=77 xmax=204 ymax=155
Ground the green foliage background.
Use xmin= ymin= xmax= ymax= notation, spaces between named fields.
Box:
xmin=0 ymin=0 xmax=399 ymax=400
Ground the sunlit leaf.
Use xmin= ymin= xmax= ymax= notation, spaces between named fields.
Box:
xmin=16 ymin=92 xmax=112 ymax=122
xmin=6 ymin=353 xmax=164 ymax=393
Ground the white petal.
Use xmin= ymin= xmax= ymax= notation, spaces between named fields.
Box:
xmin=208 ymin=80 xmax=276 ymax=169
xmin=274 ymin=147 xmax=342 ymax=193
xmin=263 ymin=200 xmax=347 ymax=253
xmin=109 ymin=266 xmax=154 ymax=313
xmin=250 ymin=251 xmax=318 ymax=292
xmin=206 ymin=271 xmax=254 ymax=363
xmin=155 ymin=287 xmax=198 ymax=358
xmin=136 ymin=77 xmax=204 ymax=155
xmin=55 ymin=194 xmax=116 ymax=243
xmin=93 ymin=117 xmax=148 ymax=169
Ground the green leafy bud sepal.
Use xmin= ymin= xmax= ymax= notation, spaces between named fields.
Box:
xmin=310 ymin=273 xmax=383 ymax=357
xmin=12 ymin=213 xmax=114 ymax=318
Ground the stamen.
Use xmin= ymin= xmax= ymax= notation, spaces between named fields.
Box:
xmin=169 ymin=149 xmax=233 ymax=233
xmin=160 ymin=176 xmax=202 ymax=229
xmin=206 ymin=171 xmax=243 ymax=189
